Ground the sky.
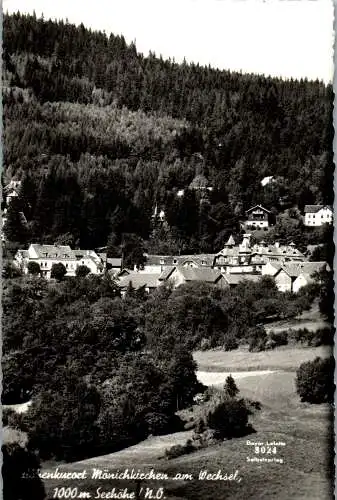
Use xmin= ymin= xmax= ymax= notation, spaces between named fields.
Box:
xmin=3 ymin=0 xmax=335 ymax=83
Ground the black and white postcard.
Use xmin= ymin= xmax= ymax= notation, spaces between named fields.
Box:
xmin=1 ymin=0 xmax=335 ymax=499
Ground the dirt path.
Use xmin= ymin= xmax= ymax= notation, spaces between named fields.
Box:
xmin=197 ymin=369 xmax=278 ymax=386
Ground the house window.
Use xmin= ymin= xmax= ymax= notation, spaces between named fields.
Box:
xmin=173 ymin=259 xmax=177 ymax=264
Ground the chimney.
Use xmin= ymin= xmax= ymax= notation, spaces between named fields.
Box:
xmin=275 ymin=242 xmax=280 ymax=248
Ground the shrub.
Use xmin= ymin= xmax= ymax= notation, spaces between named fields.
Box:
xmin=144 ymin=412 xmax=170 ymax=435
xmin=165 ymin=439 xmax=196 ymax=460
xmin=308 ymin=327 xmax=334 ymax=347
xmin=223 ymin=333 xmax=239 ymax=351
xmin=248 ymin=326 xmax=267 ymax=352
xmin=75 ymin=265 xmax=91 ymax=277
xmin=296 ymin=356 xmax=335 ymax=404
xmin=50 ymin=262 xmax=67 ymax=281
xmin=269 ymin=330 xmax=288 ymax=347
xmin=200 ymin=338 xmax=212 ymax=351
xmin=206 ymin=397 xmax=251 ymax=439
xmin=224 ymin=375 xmax=239 ymax=399
xmin=27 ymin=261 xmax=41 ymax=276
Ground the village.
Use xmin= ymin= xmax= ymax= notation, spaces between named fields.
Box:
xmin=1 ymin=8 xmax=334 ymax=500
xmin=4 ymin=177 xmax=332 ymax=296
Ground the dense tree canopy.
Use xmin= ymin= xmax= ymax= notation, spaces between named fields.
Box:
xmin=2 ymin=12 xmax=334 ymax=253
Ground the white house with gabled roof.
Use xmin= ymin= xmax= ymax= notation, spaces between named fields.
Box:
xmin=14 ymin=244 xmax=105 ymax=279
xmin=304 ymin=205 xmax=333 ymax=227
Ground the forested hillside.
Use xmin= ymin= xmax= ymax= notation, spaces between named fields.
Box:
xmin=3 ymin=12 xmax=334 ymax=253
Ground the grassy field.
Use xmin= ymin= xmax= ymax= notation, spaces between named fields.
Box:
xmin=194 ymin=345 xmax=331 ymax=372
xmin=42 ymin=345 xmax=333 ymax=500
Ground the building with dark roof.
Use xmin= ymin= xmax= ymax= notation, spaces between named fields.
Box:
xmin=158 ymin=266 xmax=226 ymax=289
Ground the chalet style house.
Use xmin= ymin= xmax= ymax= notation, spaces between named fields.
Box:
xmin=304 ymin=205 xmax=333 ymax=227
xmin=4 ymin=179 xmax=21 ymax=205
xmin=245 ymin=205 xmax=271 ymax=228
xmin=14 ymin=244 xmax=105 ymax=279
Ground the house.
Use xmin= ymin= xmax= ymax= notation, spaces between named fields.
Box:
xmin=117 ymin=272 xmax=160 ymax=295
xmin=213 ymin=234 xmax=265 ymax=274
xmin=291 ymin=262 xmax=330 ymax=293
xmin=140 ymin=254 xmax=215 ymax=274
xmin=107 ymin=257 xmax=122 ymax=274
xmin=252 ymin=241 xmax=306 ymax=264
xmin=245 ymin=205 xmax=271 ymax=228
xmin=262 ymin=260 xmax=329 ymax=292
xmin=158 ymin=266 xmax=226 ymax=289
xmin=4 ymin=179 xmax=21 ymax=205
xmin=304 ymin=205 xmax=333 ymax=227
xmin=14 ymin=244 xmax=105 ymax=279
xmin=98 ymin=253 xmax=122 ymax=275
xmin=261 ymin=176 xmax=275 ymax=187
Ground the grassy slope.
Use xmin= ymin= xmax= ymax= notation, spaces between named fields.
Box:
xmin=42 ymin=346 xmax=333 ymax=500
xmin=194 ymin=345 xmax=331 ymax=373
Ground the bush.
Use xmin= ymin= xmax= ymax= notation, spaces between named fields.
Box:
xmin=27 ymin=261 xmax=41 ymax=276
xmin=296 ymin=356 xmax=335 ymax=404
xmin=165 ymin=439 xmax=196 ymax=460
xmin=206 ymin=397 xmax=251 ymax=439
xmin=248 ymin=326 xmax=267 ymax=352
xmin=224 ymin=375 xmax=239 ymax=398
xmin=288 ymin=327 xmax=334 ymax=347
xmin=268 ymin=330 xmax=288 ymax=347
xmin=144 ymin=412 xmax=170 ymax=435
xmin=308 ymin=327 xmax=334 ymax=347
xmin=75 ymin=265 xmax=91 ymax=277
xmin=50 ymin=262 xmax=67 ymax=281
xmin=223 ymin=333 xmax=239 ymax=351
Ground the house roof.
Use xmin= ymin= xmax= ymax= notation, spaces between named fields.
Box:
xmin=30 ymin=244 xmax=75 ymax=260
xmin=224 ymin=235 xmax=236 ymax=246
xmin=251 ymin=244 xmax=305 ymax=260
xmin=222 ymin=274 xmax=261 ymax=285
xmin=304 ymin=205 xmax=333 ymax=213
xmin=277 ymin=261 xmax=329 ymax=279
xmin=145 ymin=254 xmax=215 ymax=267
xmin=158 ymin=266 xmax=175 ymax=281
xmin=107 ymin=257 xmax=122 ymax=267
xmin=245 ymin=204 xmax=271 ymax=214
xmin=118 ymin=272 xmax=160 ymax=290
xmin=164 ymin=266 xmax=223 ymax=283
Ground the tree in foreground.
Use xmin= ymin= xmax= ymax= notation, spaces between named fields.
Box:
xmin=26 ymin=374 xmax=101 ymax=461
xmin=50 ymin=262 xmax=67 ymax=281
xmin=224 ymin=375 xmax=239 ymax=399
xmin=2 ymin=440 xmax=46 ymax=500
xmin=27 ymin=261 xmax=41 ymax=276
xmin=296 ymin=356 xmax=335 ymax=404
xmin=206 ymin=397 xmax=250 ymax=439
xmin=75 ymin=264 xmax=91 ymax=277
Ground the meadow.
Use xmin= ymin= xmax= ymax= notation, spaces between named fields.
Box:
xmin=42 ymin=345 xmax=333 ymax=500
